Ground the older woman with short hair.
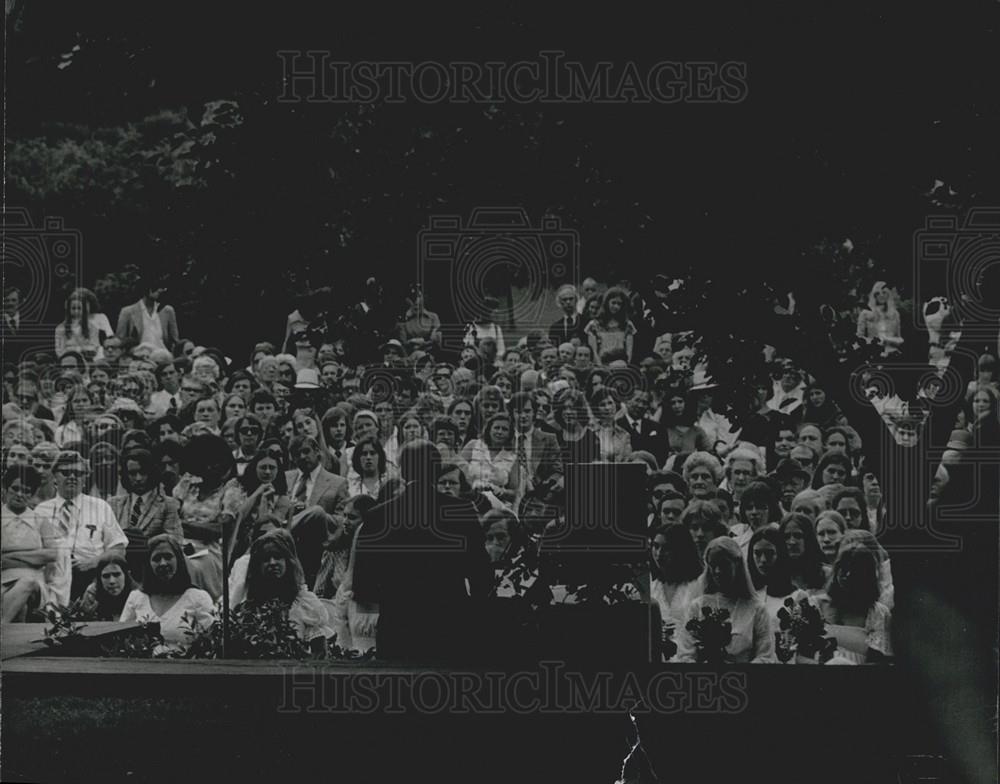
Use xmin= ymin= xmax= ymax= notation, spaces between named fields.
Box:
xmin=682 ymin=451 xmax=723 ymax=500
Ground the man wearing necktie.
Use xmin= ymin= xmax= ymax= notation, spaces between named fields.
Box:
xmin=284 ymin=435 xmax=349 ymax=588
xmin=548 ymin=284 xmax=586 ymax=347
xmin=509 ymin=392 xmax=563 ymax=507
xmin=147 ymin=361 xmax=184 ymax=417
xmin=33 ymin=451 xmax=128 ymax=604
xmin=109 ymin=448 xmax=182 ymax=578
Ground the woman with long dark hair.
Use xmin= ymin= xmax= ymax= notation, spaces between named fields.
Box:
xmin=230 ymin=447 xmax=292 ymax=564
xmin=778 ymin=512 xmax=827 ymax=593
xmin=815 ymin=544 xmax=893 ymax=663
xmin=660 ymin=387 xmax=713 ymax=456
xmin=240 ymin=528 xmax=331 ymax=655
xmin=584 ymin=286 xmax=637 ymax=364
xmin=649 ymin=523 xmax=703 ymax=656
xmin=55 ymin=288 xmax=114 ymax=361
xmin=746 ymin=526 xmax=795 ymax=621
xmin=119 ymin=534 xmax=216 ymax=646
xmin=462 ymin=411 xmax=517 ymax=506
xmin=71 ymin=552 xmax=137 ymax=621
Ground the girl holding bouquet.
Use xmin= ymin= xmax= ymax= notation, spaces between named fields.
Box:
xmin=671 ymin=536 xmax=775 ymax=663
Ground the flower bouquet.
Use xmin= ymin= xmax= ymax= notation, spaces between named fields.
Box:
xmin=775 ymin=596 xmax=838 ymax=664
xmin=685 ymin=605 xmax=733 ymax=664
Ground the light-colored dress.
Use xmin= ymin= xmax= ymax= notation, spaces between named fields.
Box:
xmin=119 ymin=587 xmax=216 ymax=646
xmin=650 ymin=578 xmax=701 ymax=645
xmin=811 ymin=591 xmax=893 ymax=664
xmin=463 ymin=439 xmax=516 ymax=491
xmin=671 ymin=593 xmax=776 ymax=663
xmin=54 ymin=313 xmax=114 ymax=360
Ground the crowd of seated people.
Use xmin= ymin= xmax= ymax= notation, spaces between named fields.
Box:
xmin=2 ymin=270 xmax=994 ymax=664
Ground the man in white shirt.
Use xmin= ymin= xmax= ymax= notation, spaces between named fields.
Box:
xmin=34 ymin=451 xmax=128 ymax=604
xmin=2 ymin=465 xmax=59 ymax=621
xmin=116 ymin=277 xmax=179 ymax=352
xmin=147 ymin=361 xmax=183 ymax=418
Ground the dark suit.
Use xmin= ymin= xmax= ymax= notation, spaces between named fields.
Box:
xmin=109 ymin=491 xmax=182 ymax=578
xmin=116 ymin=301 xmax=179 ymax=350
xmin=616 ymin=414 xmax=668 ymax=467
xmin=548 ymin=314 xmax=586 ymax=346
xmin=509 ymin=429 xmax=564 ymax=502
xmin=284 ymin=466 xmax=349 ymax=587
xmin=352 ymin=483 xmax=492 ymax=662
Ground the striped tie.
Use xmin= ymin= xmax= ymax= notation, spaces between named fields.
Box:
xmin=59 ymin=499 xmax=74 ymax=532
xmin=129 ymin=495 xmax=143 ymax=529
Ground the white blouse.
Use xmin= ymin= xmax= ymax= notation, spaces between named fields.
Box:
xmin=119 ymin=587 xmax=216 ymax=646
xmin=671 ymin=593 xmax=776 ymax=663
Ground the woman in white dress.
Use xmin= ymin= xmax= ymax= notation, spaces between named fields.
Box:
xmin=672 ymin=536 xmax=776 ymax=663
xmin=54 ymin=288 xmax=114 ymax=361
xmin=119 ymin=534 xmax=216 ymax=648
xmin=810 ymin=544 xmax=892 ymax=664
xmin=649 ymin=523 xmax=703 ymax=659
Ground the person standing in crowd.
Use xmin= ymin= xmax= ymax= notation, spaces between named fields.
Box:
xmin=34 ymin=451 xmax=129 ymax=604
xmin=351 ymin=440 xmax=492 ymax=662
xmin=396 ymin=284 xmax=441 ymax=349
xmin=584 ymin=286 xmax=637 ymax=364
xmin=548 ymin=285 xmax=586 ymax=347
xmin=116 ymin=274 xmax=179 ymax=353
xmin=464 ymin=296 xmax=506 ymax=359
xmin=575 ymin=278 xmax=599 ymax=316
xmin=55 ymin=288 xmax=115 ymax=361
xmin=856 ymin=281 xmax=903 ymax=357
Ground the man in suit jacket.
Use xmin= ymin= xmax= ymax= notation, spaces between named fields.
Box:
xmin=548 ymin=284 xmax=587 ymax=347
xmin=508 ymin=392 xmax=564 ymax=503
xmin=351 ymin=440 xmax=492 ymax=663
xmin=116 ymin=279 xmax=179 ymax=352
xmin=285 ymin=435 xmax=349 ymax=588
xmin=616 ymin=390 xmax=667 ymax=467
xmin=109 ymin=448 xmax=182 ymax=578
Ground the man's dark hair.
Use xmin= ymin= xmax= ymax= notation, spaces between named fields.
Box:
xmin=250 ymin=389 xmax=278 ymax=409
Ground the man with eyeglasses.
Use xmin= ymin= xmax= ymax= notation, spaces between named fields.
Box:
xmin=233 ymin=415 xmax=264 ymax=476
xmin=179 ymin=376 xmax=209 ymax=410
xmin=34 ymin=451 xmax=128 ymax=604
xmin=13 ymin=380 xmax=55 ymax=422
